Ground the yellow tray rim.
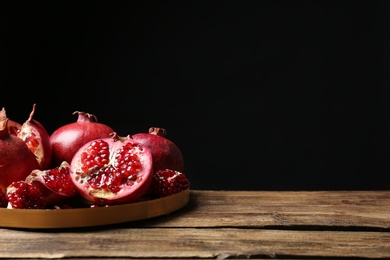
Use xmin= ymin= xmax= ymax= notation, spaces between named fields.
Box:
xmin=0 ymin=189 xmax=190 ymax=229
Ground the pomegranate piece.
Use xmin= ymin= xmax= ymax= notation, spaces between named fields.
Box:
xmin=131 ymin=127 xmax=184 ymax=173
xmin=17 ymin=103 xmax=52 ymax=170
xmin=50 ymin=111 xmax=115 ymax=166
xmin=6 ymin=181 xmax=46 ymax=209
xmin=25 ymin=161 xmax=78 ymax=206
xmin=0 ymin=108 xmax=40 ymax=193
xmin=69 ymin=133 xmax=153 ymax=205
xmin=150 ymin=169 xmax=190 ymax=197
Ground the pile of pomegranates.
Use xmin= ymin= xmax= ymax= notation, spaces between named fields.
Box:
xmin=0 ymin=104 xmax=189 ymax=209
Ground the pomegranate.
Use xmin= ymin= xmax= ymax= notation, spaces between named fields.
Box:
xmin=131 ymin=127 xmax=184 ymax=173
xmin=0 ymin=108 xmax=40 ymax=193
xmin=17 ymin=104 xmax=52 ymax=170
xmin=150 ymin=169 xmax=190 ymax=197
xmin=25 ymin=161 xmax=78 ymax=206
xmin=69 ymin=133 xmax=153 ymax=205
xmin=6 ymin=181 xmax=46 ymax=209
xmin=50 ymin=111 xmax=115 ymax=167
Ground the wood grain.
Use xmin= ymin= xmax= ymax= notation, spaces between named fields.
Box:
xmin=0 ymin=228 xmax=389 ymax=259
xmin=141 ymin=190 xmax=390 ymax=229
xmin=0 ymin=190 xmax=389 ymax=259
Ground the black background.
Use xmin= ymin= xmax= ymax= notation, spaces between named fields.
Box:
xmin=2 ymin=1 xmax=390 ymax=190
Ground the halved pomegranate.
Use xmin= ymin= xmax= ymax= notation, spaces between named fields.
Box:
xmin=69 ymin=133 xmax=153 ymax=205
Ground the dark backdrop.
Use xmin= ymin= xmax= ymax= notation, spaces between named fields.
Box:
xmin=2 ymin=1 xmax=390 ymax=190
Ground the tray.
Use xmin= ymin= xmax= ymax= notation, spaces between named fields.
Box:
xmin=0 ymin=189 xmax=190 ymax=229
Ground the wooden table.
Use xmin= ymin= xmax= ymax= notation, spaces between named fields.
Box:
xmin=1 ymin=190 xmax=389 ymax=259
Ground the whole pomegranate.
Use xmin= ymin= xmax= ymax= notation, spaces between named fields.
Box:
xmin=17 ymin=104 xmax=52 ymax=170
xmin=50 ymin=111 xmax=115 ymax=166
xmin=69 ymin=133 xmax=153 ymax=205
xmin=131 ymin=127 xmax=184 ymax=173
xmin=0 ymin=108 xmax=40 ymax=193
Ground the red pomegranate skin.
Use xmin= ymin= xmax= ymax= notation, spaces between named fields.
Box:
xmin=0 ymin=109 xmax=40 ymax=193
xmin=131 ymin=127 xmax=184 ymax=173
xmin=50 ymin=111 xmax=115 ymax=167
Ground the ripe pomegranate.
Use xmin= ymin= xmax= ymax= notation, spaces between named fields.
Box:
xmin=0 ymin=108 xmax=40 ymax=193
xmin=17 ymin=104 xmax=52 ymax=170
xmin=6 ymin=181 xmax=46 ymax=209
xmin=69 ymin=133 xmax=154 ymax=205
xmin=25 ymin=161 xmax=78 ymax=206
xmin=150 ymin=169 xmax=190 ymax=197
xmin=131 ymin=127 xmax=184 ymax=173
xmin=50 ymin=111 xmax=115 ymax=166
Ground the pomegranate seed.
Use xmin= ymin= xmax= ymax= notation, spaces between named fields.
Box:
xmin=42 ymin=165 xmax=75 ymax=195
xmin=81 ymin=139 xmax=110 ymax=172
xmin=79 ymin=140 xmax=147 ymax=194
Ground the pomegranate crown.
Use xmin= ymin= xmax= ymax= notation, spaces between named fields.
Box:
xmin=149 ymin=127 xmax=167 ymax=137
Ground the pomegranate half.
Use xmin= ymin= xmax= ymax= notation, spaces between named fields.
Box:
xmin=69 ymin=133 xmax=153 ymax=205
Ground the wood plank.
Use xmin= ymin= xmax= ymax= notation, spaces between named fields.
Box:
xmin=0 ymin=190 xmax=389 ymax=259
xmin=138 ymin=190 xmax=390 ymax=229
xmin=0 ymin=228 xmax=389 ymax=259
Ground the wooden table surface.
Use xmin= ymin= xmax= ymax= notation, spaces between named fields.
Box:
xmin=0 ymin=190 xmax=389 ymax=259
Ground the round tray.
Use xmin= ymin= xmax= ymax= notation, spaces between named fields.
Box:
xmin=0 ymin=189 xmax=190 ymax=229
